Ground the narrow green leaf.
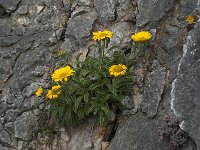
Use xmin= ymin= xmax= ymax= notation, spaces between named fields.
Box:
xmin=84 ymin=92 xmax=89 ymax=103
xmin=74 ymin=96 xmax=83 ymax=112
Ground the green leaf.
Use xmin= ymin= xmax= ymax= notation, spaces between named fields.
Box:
xmin=99 ymin=111 xmax=105 ymax=126
xmin=89 ymin=82 xmax=103 ymax=91
xmin=88 ymin=101 xmax=98 ymax=113
xmin=84 ymin=92 xmax=89 ymax=103
xmin=101 ymin=105 xmax=110 ymax=117
xmin=74 ymin=96 xmax=83 ymax=112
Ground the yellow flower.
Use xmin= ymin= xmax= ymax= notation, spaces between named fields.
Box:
xmin=35 ymin=87 xmax=43 ymax=96
xmin=93 ymin=30 xmax=113 ymax=41
xmin=46 ymin=85 xmax=61 ymax=99
xmin=186 ymin=15 xmax=194 ymax=24
xmin=131 ymin=31 xmax=152 ymax=42
xmin=104 ymin=30 xmax=113 ymax=39
xmin=51 ymin=65 xmax=74 ymax=82
xmin=109 ymin=64 xmax=128 ymax=77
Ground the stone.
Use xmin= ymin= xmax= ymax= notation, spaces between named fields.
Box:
xmin=61 ymin=36 xmax=80 ymax=52
xmin=14 ymin=111 xmax=38 ymax=140
xmin=71 ymin=6 xmax=92 ymax=18
xmin=0 ymin=58 xmax=13 ymax=83
xmin=0 ymin=0 xmax=21 ymax=12
xmin=4 ymin=109 xmax=20 ymax=122
xmin=38 ymin=103 xmax=45 ymax=110
xmin=94 ymin=0 xmax=116 ymax=24
xmin=65 ymin=10 xmax=97 ymax=40
xmin=116 ymin=0 xmax=136 ymax=21
xmin=110 ymin=21 xmax=135 ymax=45
xmin=0 ymin=35 xmax=22 ymax=47
xmin=0 ymin=129 xmax=11 ymax=144
xmin=0 ymin=145 xmax=14 ymax=150
xmin=171 ymin=21 xmax=200 ymax=149
xmin=122 ymin=96 xmax=134 ymax=109
xmin=78 ymin=0 xmax=93 ymax=6
xmin=179 ymin=0 xmax=198 ymax=19
xmin=108 ymin=113 xmax=169 ymax=150
xmin=33 ymin=109 xmax=41 ymax=116
xmin=63 ymin=10 xmax=97 ymax=51
xmin=17 ymin=6 xmax=28 ymax=15
xmin=142 ymin=61 xmax=166 ymax=118
xmin=22 ymin=82 xmax=39 ymax=98
xmin=32 ymin=66 xmax=46 ymax=77
xmin=136 ymin=0 xmax=175 ymax=27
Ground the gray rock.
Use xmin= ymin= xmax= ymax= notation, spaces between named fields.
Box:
xmin=14 ymin=111 xmax=38 ymax=140
xmin=0 ymin=0 xmax=21 ymax=12
xmin=32 ymin=66 xmax=46 ymax=77
xmin=4 ymin=109 xmax=20 ymax=122
xmin=61 ymin=36 xmax=80 ymax=52
xmin=22 ymin=82 xmax=39 ymax=98
xmin=17 ymin=6 xmax=28 ymax=15
xmin=78 ymin=0 xmax=93 ymax=6
xmin=66 ymin=10 xmax=97 ymax=40
xmin=0 ymin=58 xmax=13 ymax=83
xmin=0 ymin=35 xmax=22 ymax=47
xmin=94 ymin=0 xmax=116 ymax=24
xmin=110 ymin=21 xmax=135 ymax=45
xmin=122 ymin=96 xmax=134 ymax=109
xmin=142 ymin=61 xmax=166 ymax=118
xmin=0 ymin=129 xmax=11 ymax=144
xmin=179 ymin=0 xmax=198 ymax=19
xmin=108 ymin=113 xmax=169 ymax=150
xmin=116 ymin=0 xmax=136 ymax=21
xmin=71 ymin=6 xmax=92 ymax=18
xmin=63 ymin=10 xmax=97 ymax=51
xmin=33 ymin=109 xmax=41 ymax=116
xmin=136 ymin=0 xmax=175 ymax=27
xmin=171 ymin=21 xmax=200 ymax=149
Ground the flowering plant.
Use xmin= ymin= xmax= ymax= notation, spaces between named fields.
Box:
xmin=36 ymin=30 xmax=152 ymax=126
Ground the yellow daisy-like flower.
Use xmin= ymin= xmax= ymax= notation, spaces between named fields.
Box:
xmin=104 ymin=30 xmax=113 ymax=39
xmin=35 ymin=87 xmax=43 ymax=96
xmin=92 ymin=30 xmax=113 ymax=41
xmin=131 ymin=31 xmax=152 ymax=42
xmin=51 ymin=65 xmax=74 ymax=82
xmin=186 ymin=15 xmax=194 ymax=24
xmin=109 ymin=64 xmax=128 ymax=77
xmin=46 ymin=85 xmax=61 ymax=99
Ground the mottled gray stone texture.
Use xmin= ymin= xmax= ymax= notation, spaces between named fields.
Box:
xmin=171 ymin=21 xmax=200 ymax=149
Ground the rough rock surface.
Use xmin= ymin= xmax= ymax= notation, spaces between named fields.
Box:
xmin=142 ymin=61 xmax=166 ymax=118
xmin=0 ymin=0 xmax=200 ymax=149
xmin=136 ymin=0 xmax=175 ymax=27
xmin=171 ymin=21 xmax=200 ymax=149
xmin=108 ymin=113 xmax=169 ymax=150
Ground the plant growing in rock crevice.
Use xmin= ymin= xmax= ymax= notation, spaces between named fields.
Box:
xmin=158 ymin=115 xmax=189 ymax=150
xmin=36 ymin=30 xmax=152 ymax=127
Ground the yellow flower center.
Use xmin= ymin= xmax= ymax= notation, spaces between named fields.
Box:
xmin=186 ymin=15 xmax=194 ymax=24
xmin=109 ymin=64 xmax=128 ymax=77
xmin=112 ymin=66 xmax=124 ymax=73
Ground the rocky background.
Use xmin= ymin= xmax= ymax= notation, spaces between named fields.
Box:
xmin=0 ymin=0 xmax=200 ymax=150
